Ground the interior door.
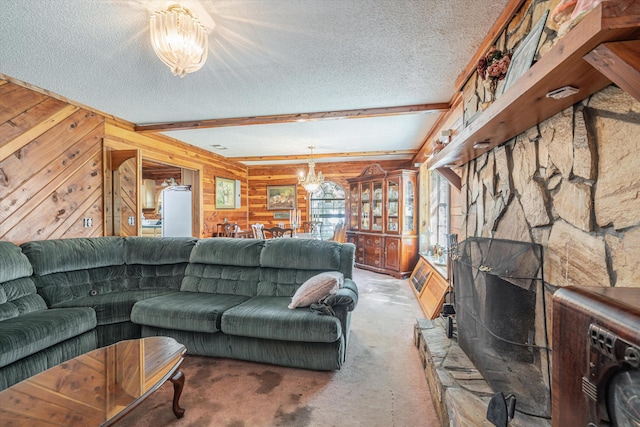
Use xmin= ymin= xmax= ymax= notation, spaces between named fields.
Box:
xmin=109 ymin=150 xmax=139 ymax=236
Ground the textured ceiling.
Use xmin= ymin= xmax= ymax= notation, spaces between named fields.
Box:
xmin=0 ymin=0 xmax=510 ymax=165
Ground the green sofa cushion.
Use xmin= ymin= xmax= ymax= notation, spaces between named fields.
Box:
xmin=131 ymin=292 xmax=250 ymax=333
xmin=21 ymin=237 xmax=124 ymax=275
xmin=260 ymin=239 xmax=346 ymax=272
xmin=221 ymin=296 xmax=342 ymax=343
xmin=0 ymin=277 xmax=48 ymax=321
xmin=0 ymin=307 xmax=96 ymax=369
xmin=126 ymin=264 xmax=188 ymax=290
xmin=33 ymin=265 xmax=128 ymax=307
xmin=257 ymin=268 xmax=340 ymax=297
xmin=52 ymin=289 xmax=178 ymax=325
xmin=0 ymin=330 xmax=96 ymax=391
xmin=181 ymin=264 xmax=260 ymax=296
xmin=124 ymin=237 xmax=196 ymax=265
xmin=0 ymin=241 xmax=33 ymax=283
xmin=189 ymin=238 xmax=264 ymax=267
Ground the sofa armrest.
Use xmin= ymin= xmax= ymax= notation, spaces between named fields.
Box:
xmin=324 ymin=278 xmax=358 ymax=311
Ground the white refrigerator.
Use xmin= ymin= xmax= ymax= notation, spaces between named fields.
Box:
xmin=161 ymin=186 xmax=192 ymax=237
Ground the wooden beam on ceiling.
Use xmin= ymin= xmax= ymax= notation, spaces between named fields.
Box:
xmin=231 ymin=149 xmax=418 ymax=163
xmin=134 ymin=103 xmax=450 ymax=133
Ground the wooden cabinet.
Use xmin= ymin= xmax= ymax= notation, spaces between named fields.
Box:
xmin=141 ymin=226 xmax=162 ymax=237
xmin=409 ymin=256 xmax=449 ymax=319
xmin=347 ymin=165 xmax=418 ymax=278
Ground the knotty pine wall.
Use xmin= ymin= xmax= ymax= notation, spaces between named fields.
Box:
xmin=1 ymin=78 xmax=418 ymax=242
xmin=248 ymin=159 xmax=412 ymax=227
xmin=0 ymin=78 xmax=248 ymax=242
xmin=0 ymin=81 xmax=105 ymax=244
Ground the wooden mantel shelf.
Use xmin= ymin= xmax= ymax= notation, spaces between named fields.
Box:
xmin=428 ymin=2 xmax=640 ymax=170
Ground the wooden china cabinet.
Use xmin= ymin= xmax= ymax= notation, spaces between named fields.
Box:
xmin=346 ymin=164 xmax=418 ymax=278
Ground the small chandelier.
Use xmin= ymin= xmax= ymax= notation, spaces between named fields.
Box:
xmin=150 ymin=4 xmax=209 ymax=78
xmin=299 ymin=146 xmax=324 ymax=193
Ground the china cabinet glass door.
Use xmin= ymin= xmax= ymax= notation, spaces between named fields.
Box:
xmin=386 ymin=178 xmax=400 ymax=233
xmin=372 ymin=181 xmax=383 ymax=231
xmin=349 ymin=183 xmax=359 ymax=230
xmin=360 ymin=183 xmax=371 ymax=230
xmin=404 ymin=179 xmax=415 ymax=233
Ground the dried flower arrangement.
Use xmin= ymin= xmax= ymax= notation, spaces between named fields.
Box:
xmin=477 ymin=48 xmax=512 ymax=96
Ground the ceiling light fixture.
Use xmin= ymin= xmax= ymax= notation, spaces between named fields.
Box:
xmin=150 ymin=4 xmax=209 ymax=78
xmin=299 ymin=146 xmax=324 ymax=193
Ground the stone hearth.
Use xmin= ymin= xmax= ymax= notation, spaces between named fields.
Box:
xmin=414 ymin=318 xmax=550 ymax=427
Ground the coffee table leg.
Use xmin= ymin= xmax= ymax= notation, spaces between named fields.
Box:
xmin=169 ymin=370 xmax=185 ymax=418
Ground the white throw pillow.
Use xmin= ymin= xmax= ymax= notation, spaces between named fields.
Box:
xmin=288 ymin=272 xmax=343 ymax=309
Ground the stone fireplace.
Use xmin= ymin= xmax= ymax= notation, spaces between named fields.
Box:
xmin=459 ymin=84 xmax=640 ymax=290
xmin=452 ymin=237 xmax=551 ymax=420
xmin=414 ymin=0 xmax=640 ymax=425
xmin=453 ymin=237 xmax=551 ymax=419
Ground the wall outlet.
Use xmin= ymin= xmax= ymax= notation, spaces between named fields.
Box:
xmin=128 ymin=216 xmax=135 ymax=226
xmin=83 ymin=218 xmax=93 ymax=228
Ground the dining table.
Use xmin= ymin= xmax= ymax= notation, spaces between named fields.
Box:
xmin=294 ymin=232 xmax=323 ymax=240
xmin=235 ymin=229 xmax=254 ymax=238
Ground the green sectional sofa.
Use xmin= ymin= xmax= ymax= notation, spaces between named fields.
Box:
xmin=0 ymin=241 xmax=97 ymax=390
xmin=22 ymin=236 xmax=197 ymax=348
xmin=0 ymin=236 xmax=357 ymax=390
xmin=132 ymin=237 xmax=357 ymax=370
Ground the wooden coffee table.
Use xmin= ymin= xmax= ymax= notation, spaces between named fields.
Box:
xmin=0 ymin=336 xmax=186 ymax=426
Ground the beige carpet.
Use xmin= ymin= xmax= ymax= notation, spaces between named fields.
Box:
xmin=118 ymin=268 xmax=439 ymax=427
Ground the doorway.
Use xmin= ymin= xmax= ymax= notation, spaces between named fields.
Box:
xmin=103 ymin=148 xmax=200 ymax=237
xmin=141 ymin=159 xmax=200 ymax=237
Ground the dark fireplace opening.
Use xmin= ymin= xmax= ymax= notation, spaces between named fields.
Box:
xmin=452 ymin=237 xmax=552 ymax=420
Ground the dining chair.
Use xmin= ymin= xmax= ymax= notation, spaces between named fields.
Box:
xmin=251 ymin=223 xmax=265 ymax=239
xmin=302 ymin=221 xmax=323 ymax=234
xmin=328 ymin=222 xmax=346 ymax=243
xmin=221 ymin=222 xmax=239 ymax=238
xmin=263 ymin=226 xmax=293 ymax=239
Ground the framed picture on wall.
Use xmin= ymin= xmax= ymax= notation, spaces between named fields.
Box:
xmin=216 ymin=177 xmax=236 ymax=209
xmin=273 ymin=212 xmax=290 ymax=220
xmin=500 ymin=10 xmax=549 ymax=95
xmin=267 ymin=185 xmax=296 ymax=210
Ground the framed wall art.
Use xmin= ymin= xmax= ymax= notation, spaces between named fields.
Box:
xmin=500 ymin=10 xmax=549 ymax=95
xmin=267 ymin=185 xmax=296 ymax=210
xmin=216 ymin=177 xmax=236 ymax=209
xmin=273 ymin=212 xmax=290 ymax=220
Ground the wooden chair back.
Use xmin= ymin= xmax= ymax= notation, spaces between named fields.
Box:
xmin=329 ymin=222 xmax=347 ymax=243
xmin=263 ymin=227 xmax=293 ymax=239
xmin=222 ymin=223 xmax=239 ymax=238
xmin=302 ymin=221 xmax=323 ymax=234
xmin=251 ymin=223 xmax=265 ymax=239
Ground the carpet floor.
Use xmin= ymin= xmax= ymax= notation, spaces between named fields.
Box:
xmin=118 ymin=268 xmax=439 ymax=427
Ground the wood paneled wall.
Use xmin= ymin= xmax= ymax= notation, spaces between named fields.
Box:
xmin=0 ymin=79 xmax=250 ymax=242
xmin=0 ymin=81 xmax=105 ymax=244
xmin=248 ymin=159 xmax=412 ymax=227
xmin=0 ymin=79 xmax=417 ymax=242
